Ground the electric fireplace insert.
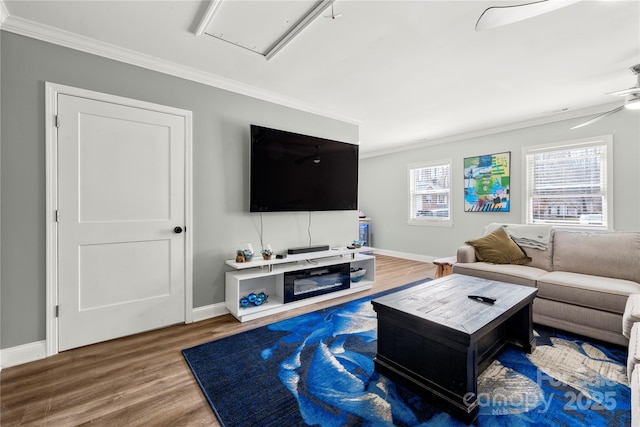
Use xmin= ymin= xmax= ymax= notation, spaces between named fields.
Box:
xmin=283 ymin=263 xmax=350 ymax=303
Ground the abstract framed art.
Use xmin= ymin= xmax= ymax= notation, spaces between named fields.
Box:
xmin=463 ymin=151 xmax=510 ymax=212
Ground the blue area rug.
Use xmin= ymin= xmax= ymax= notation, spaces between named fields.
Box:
xmin=182 ymin=279 xmax=630 ymax=426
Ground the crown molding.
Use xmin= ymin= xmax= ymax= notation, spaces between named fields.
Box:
xmin=360 ymin=101 xmax=623 ymax=159
xmin=0 ymin=13 xmax=360 ymax=126
xmin=0 ymin=8 xmax=623 ymax=158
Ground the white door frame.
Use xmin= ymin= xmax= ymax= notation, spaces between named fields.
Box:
xmin=45 ymin=82 xmax=193 ymax=356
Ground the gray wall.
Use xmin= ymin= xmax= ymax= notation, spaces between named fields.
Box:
xmin=360 ymin=110 xmax=640 ymax=258
xmin=0 ymin=32 xmax=360 ymax=349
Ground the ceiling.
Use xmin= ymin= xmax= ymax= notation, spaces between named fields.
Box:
xmin=2 ymin=0 xmax=639 ymax=156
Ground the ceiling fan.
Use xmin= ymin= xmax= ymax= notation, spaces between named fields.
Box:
xmin=571 ymin=65 xmax=640 ymax=130
xmin=475 ymin=2 xmax=639 ymax=128
xmin=475 ymin=0 xmax=581 ymax=31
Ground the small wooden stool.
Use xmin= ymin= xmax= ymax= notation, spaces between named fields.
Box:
xmin=433 ymin=256 xmax=457 ymax=279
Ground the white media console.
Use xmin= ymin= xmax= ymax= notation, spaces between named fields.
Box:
xmin=225 ymin=247 xmax=376 ymax=322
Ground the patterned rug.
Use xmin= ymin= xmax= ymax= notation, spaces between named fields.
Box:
xmin=182 ymin=279 xmax=630 ymax=426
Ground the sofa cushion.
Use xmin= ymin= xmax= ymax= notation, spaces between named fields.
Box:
xmin=632 ymin=362 xmax=640 ymax=424
xmin=465 ymin=228 xmax=531 ymax=265
xmin=553 ymin=230 xmax=640 ymax=283
xmin=624 ymin=294 xmax=640 ymax=338
xmin=521 ymin=245 xmax=553 ymax=272
xmin=483 ymin=223 xmax=553 ymax=271
xmin=536 ymin=271 xmax=640 ymax=314
xmin=452 ymin=262 xmax=546 ymax=288
xmin=533 ymin=298 xmax=627 ymax=346
xmin=629 ymin=323 xmax=640 ymax=384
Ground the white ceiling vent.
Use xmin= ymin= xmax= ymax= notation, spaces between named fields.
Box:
xmin=195 ymin=0 xmax=334 ymax=60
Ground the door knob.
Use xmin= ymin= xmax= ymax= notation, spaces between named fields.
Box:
xmin=174 ymin=226 xmax=183 ymax=234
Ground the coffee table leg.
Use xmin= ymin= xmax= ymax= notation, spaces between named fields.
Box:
xmin=507 ymin=302 xmax=536 ymax=353
xmin=462 ymin=343 xmax=480 ymax=424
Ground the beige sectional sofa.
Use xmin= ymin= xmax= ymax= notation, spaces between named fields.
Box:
xmin=453 ymin=225 xmax=640 ymax=347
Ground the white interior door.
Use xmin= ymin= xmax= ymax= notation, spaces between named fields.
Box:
xmin=57 ymin=94 xmax=187 ymax=351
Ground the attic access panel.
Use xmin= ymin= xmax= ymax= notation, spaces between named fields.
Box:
xmin=200 ymin=0 xmax=333 ymax=60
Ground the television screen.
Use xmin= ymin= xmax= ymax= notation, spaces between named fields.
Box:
xmin=250 ymin=125 xmax=359 ymax=212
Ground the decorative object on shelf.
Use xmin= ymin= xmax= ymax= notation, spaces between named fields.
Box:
xmin=352 ymin=240 xmax=363 ymax=248
xmin=225 ymin=247 xmax=376 ymax=322
xmin=261 ymin=244 xmax=273 ymax=260
xmin=239 ymin=292 xmax=269 ymax=308
xmin=237 ymin=242 xmax=254 ymax=262
xmin=350 ymin=267 xmax=366 ymax=282
xmin=464 ymin=151 xmax=510 ymax=212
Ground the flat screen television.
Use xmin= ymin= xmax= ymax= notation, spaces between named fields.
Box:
xmin=250 ymin=125 xmax=359 ymax=212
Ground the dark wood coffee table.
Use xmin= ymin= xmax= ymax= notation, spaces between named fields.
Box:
xmin=372 ymin=274 xmax=537 ymax=424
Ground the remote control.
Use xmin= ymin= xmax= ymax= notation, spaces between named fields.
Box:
xmin=468 ymin=295 xmax=496 ymax=304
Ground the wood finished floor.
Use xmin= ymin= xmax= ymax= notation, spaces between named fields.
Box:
xmin=1 ymin=255 xmax=435 ymax=426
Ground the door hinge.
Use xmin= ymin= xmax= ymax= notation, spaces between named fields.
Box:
xmin=55 ymin=115 xmax=60 ymax=128
xmin=55 ymin=210 xmax=60 ymax=222
xmin=55 ymin=305 xmax=59 ymax=317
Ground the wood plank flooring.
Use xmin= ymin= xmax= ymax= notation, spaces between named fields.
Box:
xmin=1 ymin=255 xmax=435 ymax=426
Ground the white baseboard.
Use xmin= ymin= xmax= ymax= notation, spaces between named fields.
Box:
xmin=1 ymin=304 xmax=229 ymax=369
xmin=1 ymin=340 xmax=47 ymax=369
xmin=373 ymin=248 xmax=437 ymax=264
xmin=192 ymin=302 xmax=229 ymax=322
xmin=3 ymin=256 xmax=440 ymax=369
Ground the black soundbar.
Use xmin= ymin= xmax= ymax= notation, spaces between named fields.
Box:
xmin=287 ymin=245 xmax=330 ymax=255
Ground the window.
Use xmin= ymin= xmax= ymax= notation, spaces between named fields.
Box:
xmin=523 ymin=135 xmax=612 ymax=228
xmin=409 ymin=160 xmax=452 ymax=226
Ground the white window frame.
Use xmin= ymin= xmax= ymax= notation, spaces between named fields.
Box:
xmin=408 ymin=159 xmax=453 ymax=227
xmin=522 ymin=135 xmax=613 ymax=230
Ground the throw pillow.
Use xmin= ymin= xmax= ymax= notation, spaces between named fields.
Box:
xmin=465 ymin=227 xmax=532 ymax=265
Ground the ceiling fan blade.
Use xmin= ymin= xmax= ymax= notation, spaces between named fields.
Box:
xmin=475 ymin=0 xmax=580 ymax=31
xmin=607 ymin=87 xmax=640 ymax=97
xmin=570 ymin=105 xmax=625 ymax=130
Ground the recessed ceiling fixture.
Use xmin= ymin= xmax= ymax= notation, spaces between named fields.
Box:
xmin=194 ymin=0 xmax=335 ymax=61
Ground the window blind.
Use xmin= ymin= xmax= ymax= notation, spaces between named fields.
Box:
xmin=525 ymin=141 xmax=608 ymax=226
